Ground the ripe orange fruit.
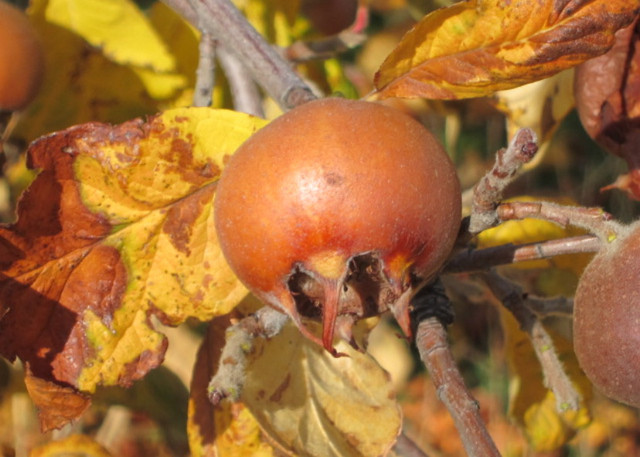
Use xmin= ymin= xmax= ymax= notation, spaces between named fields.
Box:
xmin=215 ymin=98 xmax=461 ymax=353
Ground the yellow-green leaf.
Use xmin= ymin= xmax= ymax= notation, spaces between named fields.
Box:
xmin=373 ymin=0 xmax=639 ymax=99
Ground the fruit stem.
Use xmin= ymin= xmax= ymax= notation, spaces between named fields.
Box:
xmin=162 ymin=0 xmax=317 ymax=110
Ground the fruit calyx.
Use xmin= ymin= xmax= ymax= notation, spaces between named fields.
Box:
xmin=287 ymin=250 xmax=415 ymax=355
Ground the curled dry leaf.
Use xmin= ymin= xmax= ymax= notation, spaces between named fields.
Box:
xmin=0 ymin=108 xmax=266 ymax=428
xmin=242 ymin=323 xmax=402 ymax=457
xmin=374 ymin=0 xmax=639 ymax=100
xmin=24 ymin=366 xmax=91 ymax=433
xmin=574 ymin=16 xmax=640 ymax=199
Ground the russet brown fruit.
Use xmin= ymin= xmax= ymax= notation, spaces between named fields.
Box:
xmin=214 ymin=98 xmax=461 ymax=354
xmin=574 ymin=222 xmax=640 ymax=407
xmin=301 ymin=0 xmax=358 ymax=35
xmin=0 ymin=0 xmax=44 ymax=111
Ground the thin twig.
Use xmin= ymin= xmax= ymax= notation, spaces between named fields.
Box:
xmin=193 ymin=32 xmax=216 ymax=107
xmin=217 ymin=47 xmax=265 ymax=117
xmin=496 ymin=200 xmax=623 ymax=242
xmin=163 ymin=0 xmax=317 ymax=109
xmin=415 ymin=317 xmax=501 ymax=457
xmin=469 ymin=128 xmax=539 ymax=234
xmin=444 ymin=234 xmax=601 ymax=273
xmin=393 ymin=432 xmax=432 ymax=457
xmin=284 ymin=31 xmax=366 ymax=62
xmin=480 ymin=270 xmax=581 ymax=412
xmin=526 ymin=295 xmax=574 ymax=318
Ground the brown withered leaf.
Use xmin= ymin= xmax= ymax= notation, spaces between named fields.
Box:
xmin=374 ymin=0 xmax=639 ymax=100
xmin=574 ymin=16 xmax=640 ymax=199
xmin=0 ymin=108 xmax=266 ymax=429
xmin=24 ymin=365 xmax=91 ymax=432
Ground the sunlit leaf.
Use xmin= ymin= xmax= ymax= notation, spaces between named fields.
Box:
xmin=242 ymin=323 xmax=402 ymax=457
xmin=148 ymin=2 xmax=201 ymax=103
xmin=239 ymin=0 xmax=302 ymax=47
xmin=523 ymin=391 xmax=590 ymax=452
xmin=189 ymin=310 xmax=399 ymax=457
xmin=10 ymin=1 xmax=196 ymax=143
xmin=0 ymin=108 xmax=267 ymax=428
xmin=374 ymin=0 xmax=639 ymax=99
xmin=43 ymin=0 xmax=175 ymax=71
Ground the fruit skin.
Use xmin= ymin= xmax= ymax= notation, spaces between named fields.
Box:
xmin=573 ymin=223 xmax=640 ymax=407
xmin=0 ymin=1 xmax=45 ymax=111
xmin=214 ymin=98 xmax=461 ymax=353
xmin=301 ymin=0 xmax=358 ymax=35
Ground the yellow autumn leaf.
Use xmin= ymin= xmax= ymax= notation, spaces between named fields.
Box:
xmin=31 ymin=434 xmax=113 ymax=457
xmin=0 ymin=107 xmax=267 ymax=427
xmin=14 ymin=2 xmax=188 ymax=142
xmin=238 ymin=0 xmax=302 ymax=47
xmin=210 ymin=402 xmax=276 ymax=457
xmin=148 ymin=2 xmax=201 ymax=103
xmin=242 ymin=322 xmax=402 ymax=457
xmin=373 ymin=0 xmax=639 ymax=99
xmin=72 ymin=108 xmax=268 ymax=390
xmin=42 ymin=0 xmax=175 ymax=71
